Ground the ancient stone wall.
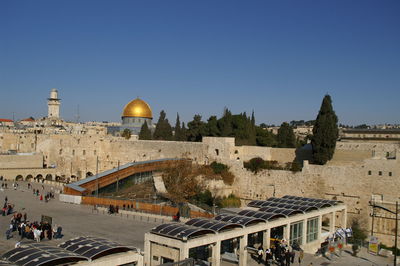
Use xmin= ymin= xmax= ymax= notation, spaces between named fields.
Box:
xmin=0 ymin=132 xmax=399 ymax=245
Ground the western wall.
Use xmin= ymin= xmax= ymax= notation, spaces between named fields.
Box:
xmin=0 ymin=131 xmax=399 ymax=245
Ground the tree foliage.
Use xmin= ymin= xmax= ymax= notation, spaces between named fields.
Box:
xmin=138 ymin=121 xmax=152 ymax=140
xmin=311 ymin=95 xmax=339 ymax=165
xmin=121 ymin=128 xmax=131 ymax=139
xmin=153 ymin=110 xmax=173 ymax=141
xmin=174 ymin=113 xmax=186 ymax=141
xmin=277 ymin=122 xmax=296 ymax=148
xmin=187 ymin=115 xmax=206 ymax=142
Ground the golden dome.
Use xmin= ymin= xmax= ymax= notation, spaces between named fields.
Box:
xmin=122 ymin=98 xmax=153 ymax=119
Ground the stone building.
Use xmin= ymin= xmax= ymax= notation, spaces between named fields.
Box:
xmin=47 ymin=88 xmax=61 ymax=119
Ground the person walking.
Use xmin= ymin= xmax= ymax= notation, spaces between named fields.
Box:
xmin=257 ymin=246 xmax=264 ymax=264
xmin=266 ymin=249 xmax=273 ymax=266
xmin=298 ymin=249 xmax=304 ymax=265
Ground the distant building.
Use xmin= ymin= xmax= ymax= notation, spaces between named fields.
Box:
xmin=340 ymin=128 xmax=400 ymax=142
xmin=0 ymin=119 xmax=14 ymax=127
xmin=48 ymin=88 xmax=61 ymax=119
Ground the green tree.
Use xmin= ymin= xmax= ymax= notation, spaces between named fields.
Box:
xmin=181 ymin=122 xmax=188 ymax=141
xmin=277 ymin=122 xmax=296 ymax=148
xmin=153 ymin=110 xmax=173 ymax=140
xmin=205 ymin=116 xmax=220 ymax=136
xmin=218 ymin=108 xmax=233 ymax=137
xmin=121 ymin=128 xmax=131 ymax=139
xmin=174 ymin=113 xmax=182 ymax=141
xmin=311 ymin=95 xmax=339 ymax=164
xmin=256 ymin=126 xmax=277 ymax=147
xmin=187 ymin=115 xmax=206 ymax=142
xmin=138 ymin=122 xmax=152 ymax=140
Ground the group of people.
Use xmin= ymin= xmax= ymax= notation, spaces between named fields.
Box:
xmin=108 ymin=204 xmax=119 ymax=214
xmin=6 ymin=213 xmax=62 ymax=242
xmin=32 ymin=185 xmax=55 ymax=202
xmin=256 ymin=240 xmax=303 ymax=266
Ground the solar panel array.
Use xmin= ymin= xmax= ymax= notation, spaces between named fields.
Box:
xmin=2 ymin=243 xmax=87 ymax=266
xmin=2 ymin=237 xmax=138 ymax=266
xmin=151 ymin=195 xmax=342 ymax=241
xmin=59 ymin=236 xmax=136 ymax=260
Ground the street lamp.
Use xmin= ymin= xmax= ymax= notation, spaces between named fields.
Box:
xmin=370 ymin=201 xmax=398 ymax=266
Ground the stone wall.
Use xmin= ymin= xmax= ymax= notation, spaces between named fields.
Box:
xmin=0 ymin=154 xmax=43 ymax=169
xmin=0 ymin=131 xmax=399 ymax=245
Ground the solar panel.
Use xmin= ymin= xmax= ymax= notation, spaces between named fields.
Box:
xmin=2 ymin=243 xmax=88 ymax=266
xmin=151 ymin=223 xmax=215 ymax=240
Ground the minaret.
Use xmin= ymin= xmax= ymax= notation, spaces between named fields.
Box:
xmin=48 ymin=88 xmax=61 ymax=119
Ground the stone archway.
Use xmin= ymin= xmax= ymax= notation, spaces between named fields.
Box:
xmin=45 ymin=174 xmax=52 ymax=181
xmin=86 ymin=172 xmax=94 ymax=177
xmin=35 ymin=174 xmax=42 ymax=181
xmin=16 ymin=175 xmax=23 ymax=181
xmin=71 ymin=175 xmax=77 ymax=181
xmin=26 ymin=174 xmax=34 ymax=181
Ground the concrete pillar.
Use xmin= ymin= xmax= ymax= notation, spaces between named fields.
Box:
xmin=330 ymin=211 xmax=336 ymax=233
xmin=318 ymin=215 xmax=323 ymax=239
xmin=144 ymin=235 xmax=151 ymax=266
xmin=284 ymin=224 xmax=290 ymax=243
xmin=212 ymin=241 xmax=221 ymax=266
xmin=302 ymin=219 xmax=308 ymax=245
xmin=342 ymin=208 xmax=347 ymax=228
xmin=239 ymin=235 xmax=248 ymax=266
xmin=179 ymin=246 xmax=189 ymax=260
xmin=263 ymin=229 xmax=271 ymax=249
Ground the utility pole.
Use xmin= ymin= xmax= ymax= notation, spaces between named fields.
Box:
xmin=96 ymin=156 xmax=99 ymax=197
xmin=395 ymin=201 xmax=398 ymax=266
xmin=116 ymin=160 xmax=120 ymax=193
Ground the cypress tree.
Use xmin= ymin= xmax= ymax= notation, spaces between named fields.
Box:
xmin=153 ymin=110 xmax=173 ymax=140
xmin=311 ymin=95 xmax=339 ymax=165
xmin=181 ymin=122 xmax=188 ymax=141
xmin=139 ymin=122 xmax=152 ymax=140
xmin=277 ymin=122 xmax=296 ymax=148
xmin=174 ymin=113 xmax=182 ymax=141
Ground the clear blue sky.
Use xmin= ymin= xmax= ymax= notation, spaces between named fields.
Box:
xmin=1 ymin=0 xmax=399 ymax=125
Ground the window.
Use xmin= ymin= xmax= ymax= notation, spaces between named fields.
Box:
xmin=389 ymin=172 xmax=392 ymax=177
xmin=368 ymin=171 xmax=371 ymax=175
xmin=215 ymin=149 xmax=219 ymax=156
xmin=72 ymin=150 xmax=75 ymax=156
xmin=59 ymin=149 xmax=62 ymax=155
xmin=290 ymin=222 xmax=303 ymax=246
xmin=94 ymin=150 xmax=96 ymax=155
xmin=379 ymin=171 xmax=382 ymax=176
xmin=307 ymin=217 xmax=319 ymax=243
xmin=83 ymin=150 xmax=86 ymax=156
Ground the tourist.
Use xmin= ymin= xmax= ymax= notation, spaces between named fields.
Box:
xmin=33 ymin=227 xmax=42 ymax=242
xmin=266 ymin=249 xmax=273 ymax=266
xmin=257 ymin=246 xmax=264 ymax=264
xmin=298 ymin=249 xmax=304 ymax=265
xmin=285 ymin=250 xmax=291 ymax=266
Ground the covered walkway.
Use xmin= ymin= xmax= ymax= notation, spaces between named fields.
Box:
xmin=145 ymin=195 xmax=347 ymax=266
xmin=63 ymin=158 xmax=188 ymax=195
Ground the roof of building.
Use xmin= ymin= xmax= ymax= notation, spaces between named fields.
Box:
xmin=0 ymin=119 xmax=13 ymax=122
xmin=59 ymin=236 xmax=137 ymax=260
xmin=149 ymin=195 xmax=344 ymax=241
xmin=2 ymin=237 xmax=138 ymax=266
xmin=2 ymin=243 xmax=87 ymax=266
xmin=122 ymin=98 xmax=152 ymax=119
